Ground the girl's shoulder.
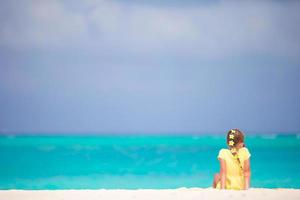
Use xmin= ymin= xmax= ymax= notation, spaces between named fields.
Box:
xmin=239 ymin=147 xmax=251 ymax=153
xmin=238 ymin=147 xmax=251 ymax=160
xmin=217 ymin=148 xmax=231 ymax=160
xmin=219 ymin=148 xmax=230 ymax=154
xmin=218 ymin=148 xmax=251 ymax=160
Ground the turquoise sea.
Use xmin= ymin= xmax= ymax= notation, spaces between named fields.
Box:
xmin=0 ymin=134 xmax=300 ymax=189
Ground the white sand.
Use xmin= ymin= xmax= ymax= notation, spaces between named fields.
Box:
xmin=1 ymin=188 xmax=300 ymax=200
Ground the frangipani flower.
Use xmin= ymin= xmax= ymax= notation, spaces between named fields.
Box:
xmin=229 ymin=134 xmax=234 ymax=139
xmin=231 ymin=129 xmax=236 ymax=133
xmin=229 ymin=140 xmax=234 ymax=146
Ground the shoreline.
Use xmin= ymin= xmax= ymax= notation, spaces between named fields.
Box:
xmin=1 ymin=188 xmax=300 ymax=200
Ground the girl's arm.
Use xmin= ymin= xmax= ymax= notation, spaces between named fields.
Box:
xmin=219 ymin=158 xmax=227 ymax=189
xmin=243 ymin=159 xmax=251 ymax=189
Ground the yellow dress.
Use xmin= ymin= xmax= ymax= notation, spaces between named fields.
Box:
xmin=216 ymin=147 xmax=251 ymax=190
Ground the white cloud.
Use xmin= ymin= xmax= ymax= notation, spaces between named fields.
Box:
xmin=0 ymin=0 xmax=299 ymax=59
xmin=0 ymin=0 xmax=87 ymax=48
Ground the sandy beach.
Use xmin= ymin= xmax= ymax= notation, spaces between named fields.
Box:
xmin=1 ymin=188 xmax=300 ymax=200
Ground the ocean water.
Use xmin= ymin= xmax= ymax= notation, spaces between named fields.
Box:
xmin=0 ymin=134 xmax=300 ymax=189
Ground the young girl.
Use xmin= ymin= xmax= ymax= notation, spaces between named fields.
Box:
xmin=213 ymin=129 xmax=251 ymax=190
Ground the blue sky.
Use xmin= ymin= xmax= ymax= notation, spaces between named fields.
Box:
xmin=0 ymin=0 xmax=300 ymax=134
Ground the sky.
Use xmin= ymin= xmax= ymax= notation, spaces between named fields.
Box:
xmin=0 ymin=0 xmax=300 ymax=134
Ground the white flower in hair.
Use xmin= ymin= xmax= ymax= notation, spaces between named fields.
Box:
xmin=229 ymin=140 xmax=234 ymax=146
xmin=229 ymin=134 xmax=234 ymax=139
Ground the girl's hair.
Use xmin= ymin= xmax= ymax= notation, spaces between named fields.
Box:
xmin=226 ymin=129 xmax=245 ymax=149
xmin=227 ymin=129 xmax=245 ymax=171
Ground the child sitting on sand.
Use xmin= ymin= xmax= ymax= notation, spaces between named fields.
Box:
xmin=213 ymin=129 xmax=251 ymax=190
